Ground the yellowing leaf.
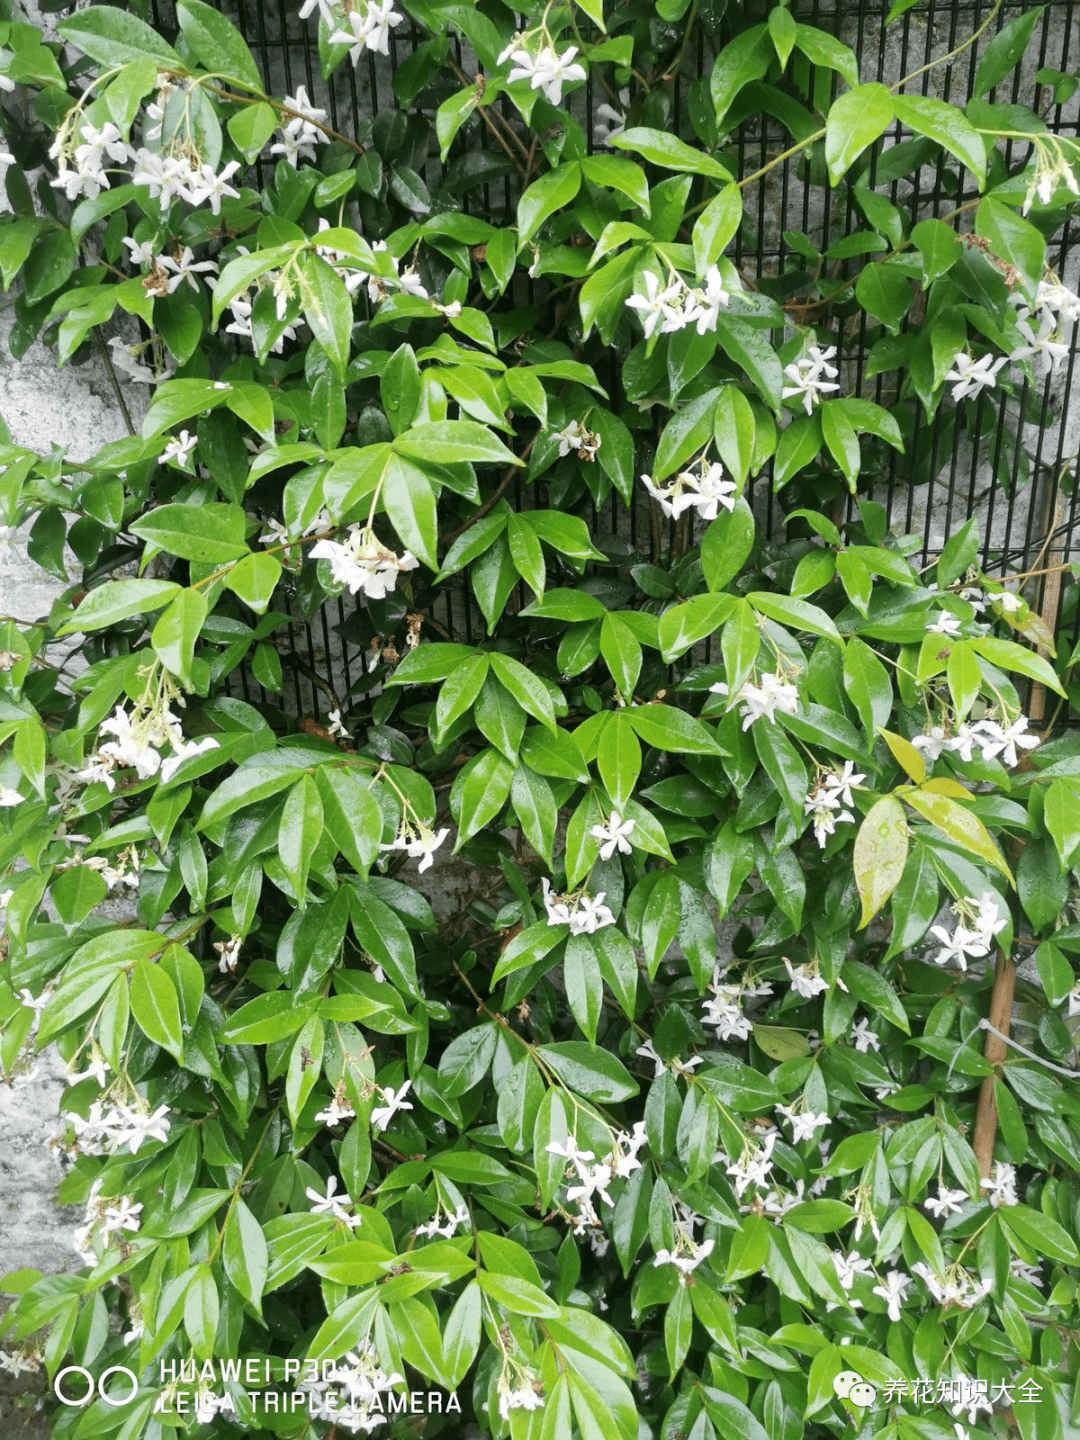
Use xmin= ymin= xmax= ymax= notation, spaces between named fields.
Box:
xmin=854 ymin=795 xmax=908 ymax=928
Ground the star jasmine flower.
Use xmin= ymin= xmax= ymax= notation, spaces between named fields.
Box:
xmin=924 ymin=1187 xmax=968 ymax=1218
xmin=685 ymin=266 xmax=732 ymax=333
xmin=370 ymin=1081 xmax=413 ymax=1131
xmin=872 ymin=1269 xmax=912 ymax=1322
xmin=310 ymin=526 xmax=419 ymax=598
xmin=712 ymin=671 xmax=800 ymax=729
xmin=593 ymin=89 xmax=629 ymax=146
xmin=379 ymin=822 xmax=450 ymax=873
xmin=653 ymin=1238 xmax=714 ymax=1275
xmin=927 ymin=611 xmax=963 ymax=637
xmin=159 ymin=246 xmax=218 ymax=294
xmin=944 ymin=351 xmax=1008 ymax=402
xmin=976 ymin=714 xmax=1039 ymax=768
xmin=782 ymin=344 xmax=840 ymax=413
xmin=850 ymin=1017 xmax=880 ymax=1053
xmin=784 ymin=958 xmax=829 ymax=998
xmin=158 ymin=430 xmax=196 ymax=467
xmin=980 ymin=1160 xmax=1018 ymax=1208
xmin=313 ymin=1095 xmax=357 ymax=1127
xmin=590 ymin=811 xmax=636 ymax=860
xmin=625 ymin=270 xmax=685 ymax=339
xmin=553 ymin=419 xmax=600 ymax=460
xmin=306 ymin=1175 xmax=357 ymax=1223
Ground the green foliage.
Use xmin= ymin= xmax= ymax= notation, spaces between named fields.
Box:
xmin=1 ymin=1 xmax=1080 ymax=1438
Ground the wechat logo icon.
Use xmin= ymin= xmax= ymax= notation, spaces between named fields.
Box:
xmin=834 ymin=1370 xmax=877 ymax=1407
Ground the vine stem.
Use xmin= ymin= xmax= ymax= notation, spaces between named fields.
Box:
xmin=201 ymin=82 xmax=366 ymax=156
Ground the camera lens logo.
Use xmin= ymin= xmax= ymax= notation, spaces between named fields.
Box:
xmin=833 ymin=1370 xmax=877 ymax=1407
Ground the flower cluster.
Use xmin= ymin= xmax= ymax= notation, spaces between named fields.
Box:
xmin=640 ymin=456 xmax=736 ymax=521
xmin=711 ymin=671 xmax=800 ymax=729
xmin=79 ymin=701 xmax=219 ymax=788
xmin=72 ymin=1180 xmax=143 ymax=1266
xmin=913 ymin=713 xmax=1039 ymax=768
xmin=781 ymin=344 xmax=840 ymax=413
xmin=625 ymin=266 xmax=733 ymax=339
xmin=927 ymin=892 xmax=1008 ymax=970
xmin=272 ymin=86 xmax=331 ymax=167
xmin=701 ymin=963 xmax=773 ymax=1041
xmin=541 ymin=878 xmax=615 ymax=934
xmin=329 ymin=0 xmax=404 ymax=62
xmin=295 ymin=1343 xmax=405 ymax=1433
xmin=310 ymin=526 xmax=419 ymax=599
xmin=380 ymin=820 xmax=450 ymax=873
xmin=803 ymin=762 xmax=864 ymax=848
xmin=553 ymin=419 xmax=601 ymax=460
xmin=66 ymin=1100 xmax=172 ymax=1156
xmin=546 ymin=1124 xmax=647 ymax=1234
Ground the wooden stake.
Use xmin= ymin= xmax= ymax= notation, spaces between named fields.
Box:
xmin=971 ymin=948 xmax=1017 ymax=1180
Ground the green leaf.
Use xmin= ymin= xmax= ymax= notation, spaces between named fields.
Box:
xmin=627 ymin=704 xmax=725 ymax=755
xmin=517 ymin=162 xmax=582 ymax=245
xmin=711 ymin=26 xmax=772 ymax=128
xmin=177 ymin=0 xmax=261 ymax=87
xmin=383 ymin=455 xmax=438 ymax=569
xmin=658 ymin=593 xmax=735 ymax=661
xmin=773 ymin=413 xmax=822 ymax=487
xmin=612 ymin=127 xmax=731 ymax=182
xmin=794 ymin=24 xmax=859 ymax=87
xmin=905 ymin=789 xmax=1013 ymax=884
xmin=601 ymin=612 xmax=642 ymax=697
xmin=892 ymin=94 xmax=987 ymax=188
xmin=597 ymin=712 xmax=642 ymax=813
xmin=510 ymin=764 xmax=556 ymax=866
xmin=652 ymin=388 xmax=720 ymax=481
xmin=298 ymin=252 xmax=352 ymax=380
xmin=825 ymin=83 xmax=894 ymax=185
xmin=57 ymin=6 xmax=181 ymax=68
xmin=131 ymin=503 xmax=249 ymax=565
xmin=1000 ymin=1203 xmax=1079 ymax=1266
xmin=219 ymin=992 xmax=318 ymax=1044
xmin=490 ymin=654 xmax=558 ymax=732
xmin=538 ymin=1041 xmax=638 ymax=1103
xmin=387 ymin=642 xmax=479 ymax=685
xmin=129 ymin=958 xmax=184 ymax=1063
xmin=693 ymin=187 xmax=742 ymax=275
xmin=853 ymin=263 xmax=911 ymax=336
xmin=971 ymin=636 xmax=1065 ymax=696
xmin=713 ymin=315 xmax=784 ymax=411
xmin=581 ymin=154 xmax=650 ymax=214
xmin=1044 ymin=779 xmax=1080 ymax=869
xmin=151 ymin=589 xmax=207 ymax=689
xmin=748 ymin=591 xmax=842 ymax=645
xmin=911 ymin=218 xmax=963 ymax=284
xmin=278 ymin=774 xmax=323 ymax=904
xmin=478 ymin=1270 xmax=560 ymax=1318
xmin=854 ymin=796 xmax=909 ymax=928
xmin=441 ymin=1280 xmax=481 ymax=1387
xmin=184 ymin=1264 xmax=219 ymax=1360
xmin=975 ymin=194 xmax=1045 ymax=296
xmin=974 ymin=7 xmax=1046 ymax=97
xmin=223 ymin=1199 xmax=269 ymax=1310
xmin=449 ymin=748 xmax=514 ymax=847
xmin=394 ymin=420 xmax=520 ymax=468
xmin=843 ymin=637 xmax=892 ymax=739
xmin=56 ymin=579 xmax=180 ymax=636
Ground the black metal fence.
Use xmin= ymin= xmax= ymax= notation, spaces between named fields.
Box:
xmin=139 ymin=0 xmax=1080 ymax=717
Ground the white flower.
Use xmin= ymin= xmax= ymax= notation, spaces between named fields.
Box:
xmin=684 ymin=266 xmax=732 ymax=334
xmin=330 ymin=0 xmax=403 ymax=62
xmin=506 ymin=43 xmax=586 ymax=106
xmin=0 ymin=786 xmax=24 ymax=806
xmin=872 ymin=1269 xmax=912 ymax=1322
xmin=1011 ymin=313 xmax=1070 ymax=376
xmin=671 ymin=462 xmax=737 ymax=520
xmin=306 ymin=1175 xmax=357 ymax=1223
xmin=185 ymin=161 xmax=241 ymax=214
xmin=832 ymin=1251 xmax=874 ymax=1294
xmin=590 ymin=812 xmax=635 ymax=860
xmin=541 ymin=876 xmax=571 ymax=926
xmin=782 ymin=344 xmax=840 ymax=413
xmin=1069 ymin=981 xmax=1080 ymax=1018
xmin=159 ymin=246 xmax=218 ymax=294
xmin=850 ymin=1018 xmax=880 ymax=1053
xmin=110 ymin=1103 xmax=171 ymax=1154
xmin=370 ymin=1081 xmax=413 ymax=1132
xmin=976 ymin=714 xmax=1039 ymax=768
xmin=102 ymin=1197 xmax=143 ymax=1234
xmin=927 ymin=921 xmax=989 ymax=971
xmin=326 ymin=709 xmax=348 ymax=738
xmin=636 ymin=1038 xmax=666 ymax=1077
xmin=313 ymin=1096 xmax=357 ymax=1127
xmin=980 ymin=1160 xmax=1018 ymax=1208
xmin=298 ymin=0 xmax=337 ymax=23
xmin=927 ymin=611 xmax=962 ymax=637
xmin=593 ymin=90 xmax=629 ymax=147
xmin=571 ymin=892 xmax=615 ymax=934
xmin=553 ymin=419 xmax=600 ymax=459
xmin=1009 ymin=1257 xmax=1043 ymax=1287
xmin=912 ymin=724 xmax=951 ymax=761
xmin=1032 ymin=278 xmax=1080 ymax=324
xmin=379 ymin=822 xmax=450 ymax=874
xmin=625 ymin=270 xmax=685 ymax=339
xmin=784 ymin=958 xmax=829 ymax=999
xmin=996 ymin=590 xmax=1023 ymax=614
xmin=310 ymin=527 xmax=418 ymax=598
xmin=944 ymin=351 xmax=1008 ymax=402
xmin=712 ymin=671 xmax=800 ymax=730
xmin=653 ymin=1237 xmax=714 ymax=1274
xmin=775 ymin=1105 xmax=829 ymax=1143
xmin=924 ymin=1187 xmax=968 ymax=1219
xmin=159 ymin=430 xmax=197 ymax=467
xmin=497 ymin=1371 xmax=545 ymax=1421
xmin=122 ymin=237 xmax=157 ymax=268
xmin=213 ymin=934 xmax=242 ymax=974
